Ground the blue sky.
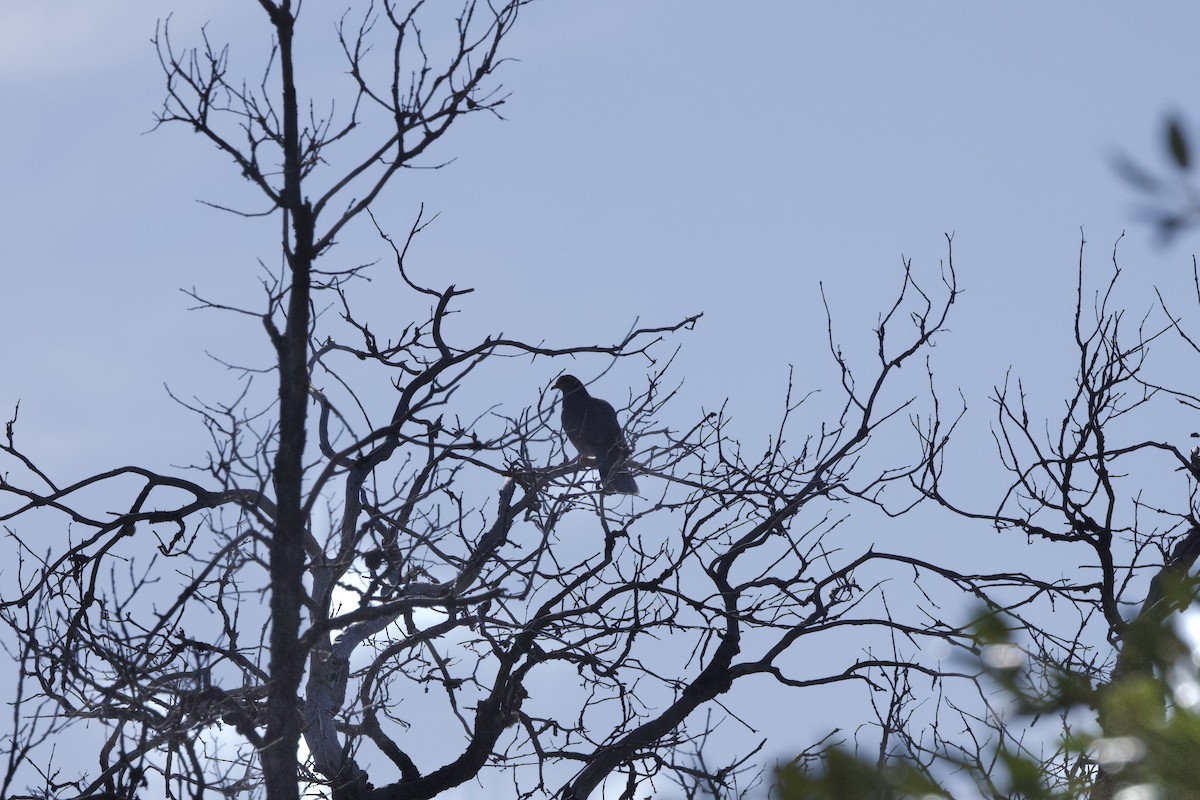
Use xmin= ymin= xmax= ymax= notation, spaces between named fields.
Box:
xmin=5 ymin=1 xmax=1199 ymax=467
xmin=4 ymin=1 xmax=1200 ymax=793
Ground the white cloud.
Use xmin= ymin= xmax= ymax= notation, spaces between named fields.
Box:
xmin=1181 ymin=609 xmax=1200 ymax=659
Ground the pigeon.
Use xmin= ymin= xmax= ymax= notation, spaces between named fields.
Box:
xmin=552 ymin=375 xmax=639 ymax=495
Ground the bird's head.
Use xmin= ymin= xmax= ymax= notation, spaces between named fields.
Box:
xmin=553 ymin=374 xmax=585 ymax=394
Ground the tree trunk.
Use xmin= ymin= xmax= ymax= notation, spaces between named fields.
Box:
xmin=263 ymin=6 xmax=312 ymax=799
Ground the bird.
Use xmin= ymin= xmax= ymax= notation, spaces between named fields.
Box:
xmin=552 ymin=374 xmax=639 ymax=495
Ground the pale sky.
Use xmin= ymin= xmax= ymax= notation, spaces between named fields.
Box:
xmin=4 ymin=2 xmax=1200 ymax=795
xmin=5 ymin=2 xmax=1199 ymax=462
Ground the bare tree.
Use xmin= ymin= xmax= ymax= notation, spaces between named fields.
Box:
xmin=888 ymin=234 xmax=1200 ymax=798
xmin=0 ymin=4 xmax=996 ymax=800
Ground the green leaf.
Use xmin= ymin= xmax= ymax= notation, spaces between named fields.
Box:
xmin=1167 ymin=116 xmax=1191 ymax=170
xmin=1000 ymin=748 xmax=1052 ymax=800
xmin=1098 ymin=676 xmax=1166 ymax=735
xmin=1111 ymin=151 xmax=1163 ymax=194
xmin=775 ymin=748 xmax=942 ymax=800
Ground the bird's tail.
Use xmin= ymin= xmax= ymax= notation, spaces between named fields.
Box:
xmin=598 ymin=456 xmax=639 ymax=496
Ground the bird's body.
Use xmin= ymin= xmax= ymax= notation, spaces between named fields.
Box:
xmin=553 ymin=375 xmax=639 ymax=495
